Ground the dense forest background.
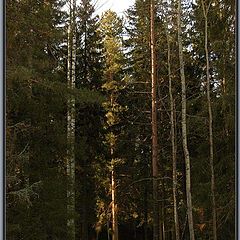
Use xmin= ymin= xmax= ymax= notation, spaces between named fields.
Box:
xmin=6 ymin=0 xmax=235 ymax=240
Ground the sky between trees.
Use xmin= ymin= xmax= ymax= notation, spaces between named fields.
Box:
xmin=95 ymin=0 xmax=135 ymax=15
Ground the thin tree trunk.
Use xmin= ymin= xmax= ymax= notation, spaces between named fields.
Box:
xmin=177 ymin=1 xmax=195 ymax=240
xmin=201 ymin=1 xmax=217 ymax=240
xmin=160 ymin=177 xmax=165 ymax=240
xmin=67 ymin=0 xmax=76 ymax=239
xmin=107 ymin=220 xmax=110 ymax=240
xmin=162 ymin=211 xmax=165 ymax=240
xmin=144 ymin=149 xmax=149 ymax=240
xmin=166 ymin=27 xmax=180 ymax=240
xmin=109 ymin=92 xmax=119 ymax=240
xmin=82 ymin=177 xmax=89 ymax=240
xmin=111 ymin=147 xmax=118 ymax=240
xmin=150 ymin=1 xmax=159 ymax=240
xmin=144 ymin=184 xmax=148 ymax=240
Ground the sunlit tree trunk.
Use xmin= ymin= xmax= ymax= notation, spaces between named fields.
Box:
xmin=177 ymin=0 xmax=195 ymax=239
xmin=166 ymin=25 xmax=180 ymax=240
xmin=99 ymin=11 xmax=124 ymax=240
xmin=201 ymin=1 xmax=217 ymax=240
xmin=67 ymin=0 xmax=76 ymax=239
xmin=111 ymin=152 xmax=118 ymax=240
xmin=150 ymin=0 xmax=159 ymax=240
xmin=110 ymin=97 xmax=118 ymax=240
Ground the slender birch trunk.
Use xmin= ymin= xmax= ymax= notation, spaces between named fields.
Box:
xmin=150 ymin=1 xmax=159 ymax=240
xmin=201 ymin=1 xmax=217 ymax=240
xmin=67 ymin=0 xmax=76 ymax=239
xmin=166 ymin=26 xmax=180 ymax=240
xmin=177 ymin=1 xmax=195 ymax=239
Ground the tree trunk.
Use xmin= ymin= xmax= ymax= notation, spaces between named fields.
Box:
xmin=201 ymin=2 xmax=217 ymax=240
xmin=111 ymin=150 xmax=118 ymax=240
xmin=67 ymin=0 xmax=76 ymax=239
xmin=144 ymin=184 xmax=148 ymax=240
xmin=150 ymin=1 xmax=159 ymax=240
xmin=82 ymin=176 xmax=89 ymax=240
xmin=177 ymin=1 xmax=195 ymax=240
xmin=166 ymin=27 xmax=180 ymax=240
xmin=110 ymin=91 xmax=118 ymax=240
xmin=162 ymin=223 xmax=165 ymax=240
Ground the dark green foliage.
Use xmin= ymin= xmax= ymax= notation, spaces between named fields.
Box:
xmin=7 ymin=0 xmax=103 ymax=239
xmin=76 ymin=0 xmax=104 ymax=90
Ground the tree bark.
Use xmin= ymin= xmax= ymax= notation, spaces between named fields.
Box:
xmin=111 ymin=148 xmax=118 ymax=240
xmin=82 ymin=175 xmax=89 ymax=240
xmin=166 ymin=26 xmax=180 ymax=240
xmin=67 ymin=0 xmax=76 ymax=239
xmin=150 ymin=1 xmax=159 ymax=240
xmin=177 ymin=1 xmax=195 ymax=240
xmin=201 ymin=1 xmax=217 ymax=240
xmin=144 ymin=184 xmax=148 ymax=240
xmin=109 ymin=93 xmax=119 ymax=240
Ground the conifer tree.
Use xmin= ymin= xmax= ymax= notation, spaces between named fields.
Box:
xmin=99 ymin=10 xmax=125 ymax=240
xmin=74 ymin=1 xmax=105 ymax=239
xmin=7 ymin=0 xmax=68 ymax=238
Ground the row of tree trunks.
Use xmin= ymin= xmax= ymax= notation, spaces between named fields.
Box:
xmin=65 ymin=1 xmax=217 ymax=240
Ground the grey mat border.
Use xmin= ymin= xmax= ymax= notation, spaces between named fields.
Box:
xmin=237 ymin=0 xmax=239 ymax=238
xmin=1 ymin=1 xmax=238 ymax=240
